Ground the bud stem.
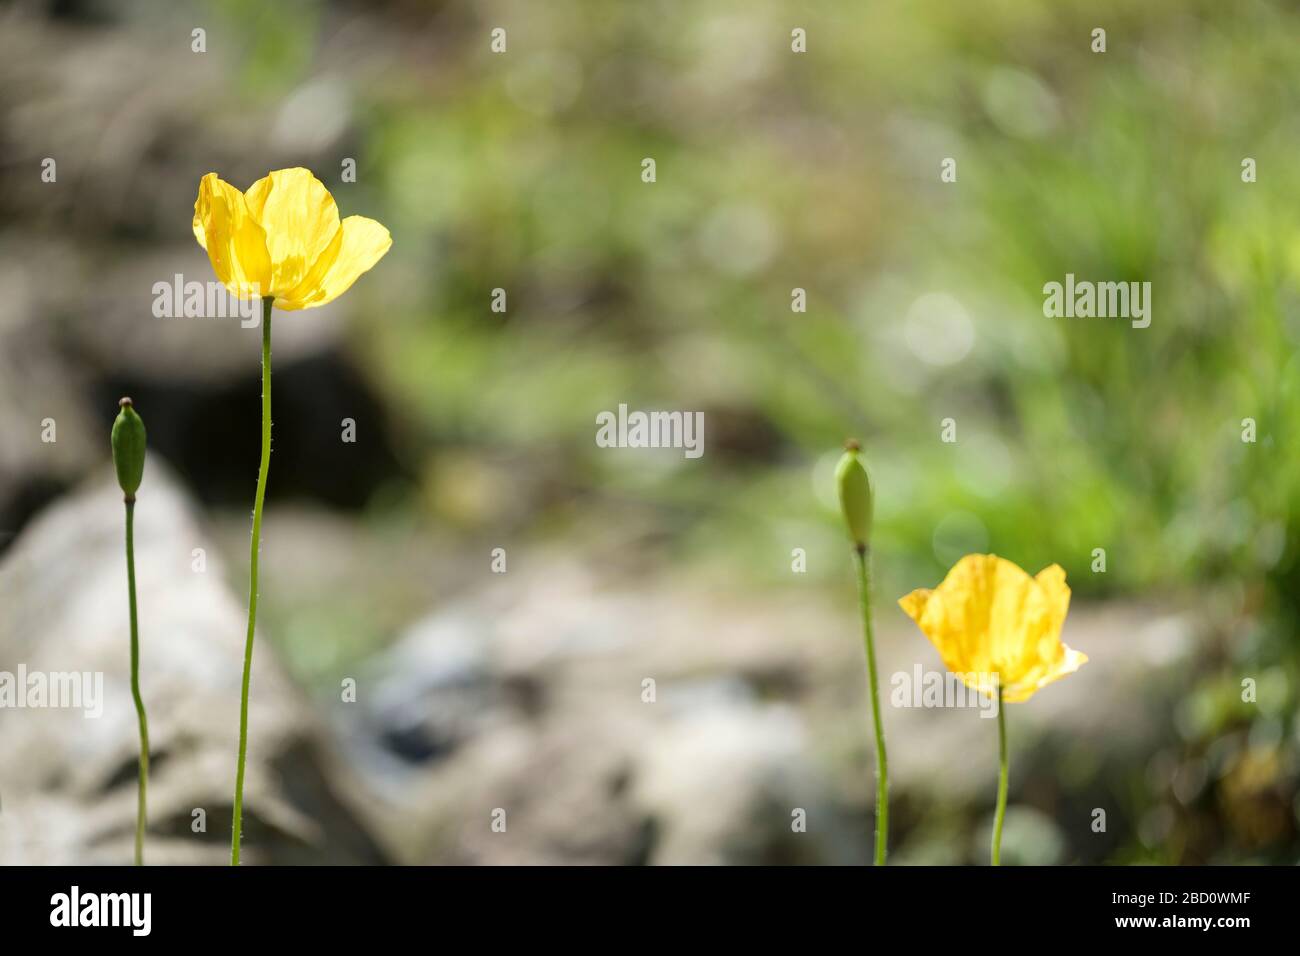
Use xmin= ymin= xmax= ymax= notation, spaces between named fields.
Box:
xmin=124 ymin=498 xmax=149 ymax=865
xmin=854 ymin=545 xmax=888 ymax=865
xmin=232 ymin=296 xmax=274 ymax=866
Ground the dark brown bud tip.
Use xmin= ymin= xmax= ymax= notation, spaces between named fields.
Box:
xmin=844 ymin=438 xmax=861 ymax=452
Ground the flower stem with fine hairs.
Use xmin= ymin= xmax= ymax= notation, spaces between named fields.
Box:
xmin=232 ymin=296 xmax=274 ymax=866
xmin=992 ymin=685 xmax=1008 ymax=866
xmin=854 ymin=545 xmax=888 ymax=865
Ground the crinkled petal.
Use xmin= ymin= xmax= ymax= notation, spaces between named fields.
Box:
xmin=193 ymin=173 xmax=271 ymax=299
xmin=1002 ymin=645 xmax=1088 ymax=703
xmin=897 ymin=587 xmax=932 ymax=627
xmin=277 ymin=216 xmax=391 ymax=310
xmin=899 ymin=554 xmax=1085 ymax=703
xmin=1035 ymin=564 xmax=1071 ymax=638
xmin=273 ymin=227 xmax=343 ymax=311
xmin=243 ymin=167 xmax=341 ymax=297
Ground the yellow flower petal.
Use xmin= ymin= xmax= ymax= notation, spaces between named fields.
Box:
xmin=898 ymin=553 xmax=1086 ymax=703
xmin=1003 ymin=644 xmax=1088 ymax=703
xmin=897 ymin=587 xmax=932 ymax=627
xmin=277 ymin=216 xmax=392 ymax=311
xmin=275 ymin=227 xmax=344 ymax=309
xmin=243 ymin=167 xmax=341 ymax=298
xmin=192 ymin=173 xmax=272 ymax=298
xmin=1035 ymin=564 xmax=1070 ymax=632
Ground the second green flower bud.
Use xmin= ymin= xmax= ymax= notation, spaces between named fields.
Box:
xmin=835 ymin=439 xmax=874 ymax=551
xmin=112 ymin=397 xmax=147 ymax=501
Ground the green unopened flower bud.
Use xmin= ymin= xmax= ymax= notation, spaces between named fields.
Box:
xmin=835 ymin=439 xmax=874 ymax=551
xmin=112 ymin=397 xmax=147 ymax=501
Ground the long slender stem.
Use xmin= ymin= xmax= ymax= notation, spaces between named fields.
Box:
xmin=853 ymin=546 xmax=888 ymax=865
xmin=992 ymin=685 xmax=1008 ymax=865
xmin=232 ymin=296 xmax=274 ymax=866
xmin=125 ymin=498 xmax=149 ymax=866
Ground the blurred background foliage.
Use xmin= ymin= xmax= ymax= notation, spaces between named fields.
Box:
xmin=1 ymin=0 xmax=1298 ymax=864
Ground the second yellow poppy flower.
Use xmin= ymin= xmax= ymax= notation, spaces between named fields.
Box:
xmin=898 ymin=553 xmax=1087 ymax=703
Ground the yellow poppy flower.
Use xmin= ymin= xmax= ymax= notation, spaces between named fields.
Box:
xmin=898 ymin=554 xmax=1087 ymax=703
xmin=192 ymin=167 xmax=391 ymax=310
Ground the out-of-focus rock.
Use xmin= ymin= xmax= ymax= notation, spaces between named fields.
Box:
xmin=342 ymin=559 xmax=857 ymax=865
xmin=0 ymin=462 xmax=385 ymax=864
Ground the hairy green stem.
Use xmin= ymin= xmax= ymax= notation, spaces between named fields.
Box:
xmin=992 ymin=686 xmax=1008 ymax=866
xmin=125 ymin=498 xmax=148 ymax=866
xmin=232 ymin=297 xmax=273 ymax=866
xmin=853 ymin=546 xmax=888 ymax=865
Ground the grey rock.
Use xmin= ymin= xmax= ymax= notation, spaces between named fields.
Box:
xmin=0 ymin=462 xmax=385 ymax=864
xmin=346 ymin=560 xmax=856 ymax=865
